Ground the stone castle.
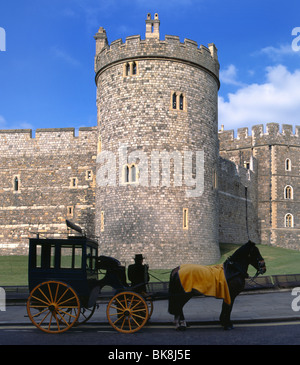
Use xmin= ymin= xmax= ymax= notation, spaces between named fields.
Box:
xmin=0 ymin=14 xmax=299 ymax=268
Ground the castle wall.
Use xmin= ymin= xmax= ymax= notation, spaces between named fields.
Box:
xmin=94 ymin=17 xmax=221 ymax=268
xmin=0 ymin=127 xmax=97 ymax=254
xmin=219 ymin=123 xmax=300 ymax=250
xmin=218 ymin=157 xmax=259 ymax=244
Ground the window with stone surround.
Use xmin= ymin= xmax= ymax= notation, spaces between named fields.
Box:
xmin=285 ymin=158 xmax=292 ymax=171
xmin=122 ymin=163 xmax=139 ymax=184
xmin=285 ymin=213 xmax=294 ymax=228
xmin=67 ymin=206 xmax=74 ymax=217
xmin=123 ymin=61 xmax=139 ymax=77
xmin=100 ymin=211 xmax=105 ymax=232
xmin=284 ymin=185 xmax=293 ymax=200
xmin=13 ymin=175 xmax=20 ymax=192
xmin=86 ymin=170 xmax=93 ymax=181
xmin=70 ymin=177 xmax=78 ymax=188
xmin=183 ymin=208 xmax=189 ymax=230
xmin=170 ymin=91 xmax=187 ymax=112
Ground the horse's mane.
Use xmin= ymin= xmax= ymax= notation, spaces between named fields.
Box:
xmin=229 ymin=240 xmax=255 ymax=261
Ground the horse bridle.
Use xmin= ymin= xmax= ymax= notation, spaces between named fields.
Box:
xmin=226 ymin=257 xmax=266 ymax=279
xmin=255 ymin=259 xmax=266 ymax=277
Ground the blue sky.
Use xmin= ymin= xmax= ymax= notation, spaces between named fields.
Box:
xmin=0 ymin=0 xmax=300 ymax=135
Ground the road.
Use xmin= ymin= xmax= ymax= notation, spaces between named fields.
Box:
xmin=1 ymin=320 xmax=300 ymax=346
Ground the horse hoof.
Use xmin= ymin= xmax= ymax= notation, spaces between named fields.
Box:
xmin=176 ymin=320 xmax=187 ymax=331
xmin=223 ymin=324 xmax=234 ymax=330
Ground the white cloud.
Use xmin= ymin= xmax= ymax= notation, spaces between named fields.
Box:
xmin=218 ymin=65 xmax=300 ymax=129
xmin=219 ymin=64 xmax=245 ymax=86
xmin=0 ymin=115 xmax=34 ymax=130
xmin=257 ymin=44 xmax=299 ymax=61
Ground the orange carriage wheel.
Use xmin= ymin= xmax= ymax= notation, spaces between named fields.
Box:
xmin=27 ymin=281 xmax=80 ymax=334
xmin=145 ymin=296 xmax=154 ymax=320
xmin=106 ymin=291 xmax=149 ymax=333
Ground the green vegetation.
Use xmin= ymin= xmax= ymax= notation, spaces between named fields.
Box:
xmin=0 ymin=256 xmax=28 ymax=285
xmin=0 ymin=243 xmax=299 ymax=285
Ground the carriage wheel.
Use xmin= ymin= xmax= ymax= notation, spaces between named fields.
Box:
xmin=106 ymin=291 xmax=149 ymax=333
xmin=58 ymin=303 xmax=97 ymax=326
xmin=76 ymin=304 xmax=97 ymax=325
xmin=145 ymin=297 xmax=154 ymax=320
xmin=27 ymin=281 xmax=80 ymax=334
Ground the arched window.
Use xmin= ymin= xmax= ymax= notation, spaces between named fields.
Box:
xmin=123 ymin=164 xmax=138 ymax=184
xmin=132 ymin=61 xmax=137 ymax=75
xmin=172 ymin=92 xmax=177 ymax=109
xmin=170 ymin=91 xmax=186 ymax=111
xmin=285 ymin=158 xmax=291 ymax=171
xmin=179 ymin=94 xmax=184 ymax=110
xmin=131 ymin=165 xmax=136 ymax=182
xmin=285 ymin=213 xmax=294 ymax=228
xmin=125 ymin=62 xmax=130 ymax=76
xmin=14 ymin=176 xmax=19 ymax=191
xmin=284 ymin=185 xmax=293 ymax=199
xmin=125 ymin=165 xmax=130 ymax=183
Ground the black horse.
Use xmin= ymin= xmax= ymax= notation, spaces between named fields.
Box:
xmin=168 ymin=241 xmax=266 ymax=330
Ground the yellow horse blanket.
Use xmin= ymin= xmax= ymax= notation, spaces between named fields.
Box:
xmin=178 ymin=264 xmax=231 ymax=305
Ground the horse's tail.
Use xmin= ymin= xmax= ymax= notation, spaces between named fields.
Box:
xmin=168 ymin=266 xmax=182 ymax=315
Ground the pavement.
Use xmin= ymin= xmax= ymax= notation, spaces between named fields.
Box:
xmin=1 ymin=289 xmax=300 ymax=326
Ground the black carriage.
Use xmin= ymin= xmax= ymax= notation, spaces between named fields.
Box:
xmin=26 ymin=221 xmax=153 ymax=334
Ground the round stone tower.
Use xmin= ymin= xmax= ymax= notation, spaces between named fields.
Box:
xmin=94 ymin=14 xmax=220 ymax=268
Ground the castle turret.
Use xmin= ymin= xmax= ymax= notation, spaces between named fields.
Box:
xmin=94 ymin=14 xmax=220 ymax=267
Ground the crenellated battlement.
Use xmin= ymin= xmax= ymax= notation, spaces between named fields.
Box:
xmin=219 ymin=123 xmax=300 ymax=150
xmin=94 ymin=15 xmax=219 ymax=86
xmin=0 ymin=126 xmax=97 ymax=155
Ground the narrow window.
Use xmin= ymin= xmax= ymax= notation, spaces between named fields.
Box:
xmin=86 ymin=170 xmax=93 ymax=180
xmin=67 ymin=206 xmax=74 ymax=217
xmin=125 ymin=165 xmax=130 ymax=183
xmin=125 ymin=62 xmax=130 ymax=76
xmin=285 ymin=213 xmax=294 ymax=228
xmin=183 ymin=208 xmax=189 ymax=230
xmin=123 ymin=164 xmax=138 ymax=184
xmin=172 ymin=92 xmax=177 ymax=109
xmin=14 ymin=176 xmax=19 ymax=191
xmin=179 ymin=94 xmax=184 ymax=110
xmin=213 ymin=169 xmax=218 ymax=189
xmin=100 ymin=211 xmax=105 ymax=232
xmin=284 ymin=185 xmax=293 ymax=200
xmin=132 ymin=61 xmax=137 ymax=75
xmin=131 ymin=165 xmax=136 ymax=182
xmin=70 ymin=177 xmax=78 ymax=188
xmin=285 ymin=158 xmax=291 ymax=171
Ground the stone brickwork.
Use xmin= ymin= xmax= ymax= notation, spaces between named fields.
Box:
xmin=94 ymin=14 xmax=221 ymax=267
xmin=0 ymin=127 xmax=97 ymax=254
xmin=0 ymin=14 xmax=299 ymax=266
xmin=218 ymin=156 xmax=259 ymax=245
xmin=219 ymin=123 xmax=300 ymax=250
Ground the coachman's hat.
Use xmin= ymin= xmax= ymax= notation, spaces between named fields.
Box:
xmin=134 ymin=254 xmax=144 ymax=261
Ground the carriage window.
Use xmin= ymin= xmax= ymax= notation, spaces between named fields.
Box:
xmin=34 ymin=243 xmax=55 ymax=269
xmin=35 ymin=244 xmax=42 ymax=268
xmin=60 ymin=245 xmax=82 ymax=269
xmin=86 ymin=246 xmax=97 ymax=270
xmin=50 ymin=245 xmax=55 ymax=268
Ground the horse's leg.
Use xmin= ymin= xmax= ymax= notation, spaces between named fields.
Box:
xmin=219 ymin=276 xmax=244 ymax=330
xmin=173 ymin=293 xmax=193 ymax=330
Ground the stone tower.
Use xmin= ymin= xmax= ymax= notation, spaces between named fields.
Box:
xmin=94 ymin=14 xmax=220 ymax=268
